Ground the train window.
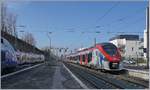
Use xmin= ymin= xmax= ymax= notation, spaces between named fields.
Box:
xmin=76 ymin=56 xmax=78 ymax=61
xmin=1 ymin=51 xmax=6 ymax=61
xmin=82 ymin=55 xmax=85 ymax=62
xmin=1 ymin=38 xmax=3 ymax=43
xmin=78 ymin=55 xmax=80 ymax=60
xmin=88 ymin=52 xmax=92 ymax=62
xmin=132 ymin=47 xmax=134 ymax=51
xmin=79 ymin=55 xmax=82 ymax=61
xmin=74 ymin=57 xmax=76 ymax=60
xmin=103 ymin=45 xmax=117 ymax=56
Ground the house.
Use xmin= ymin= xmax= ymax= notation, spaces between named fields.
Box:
xmin=109 ymin=35 xmax=144 ymax=60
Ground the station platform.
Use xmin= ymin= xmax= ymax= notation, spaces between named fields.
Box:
xmin=123 ymin=65 xmax=149 ymax=80
xmin=1 ymin=60 xmax=82 ymax=89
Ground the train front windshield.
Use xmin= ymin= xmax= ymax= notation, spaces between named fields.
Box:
xmin=102 ymin=44 xmax=117 ymax=56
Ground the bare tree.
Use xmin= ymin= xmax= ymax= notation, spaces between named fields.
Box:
xmin=21 ymin=32 xmax=36 ymax=46
xmin=1 ymin=2 xmax=17 ymax=37
xmin=1 ymin=2 xmax=7 ymax=32
xmin=7 ymin=13 xmax=17 ymax=36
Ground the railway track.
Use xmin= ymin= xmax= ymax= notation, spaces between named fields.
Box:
xmin=85 ymin=65 xmax=149 ymax=88
xmin=80 ymin=64 xmax=149 ymax=88
xmin=66 ymin=64 xmax=119 ymax=89
xmin=64 ymin=62 xmax=148 ymax=89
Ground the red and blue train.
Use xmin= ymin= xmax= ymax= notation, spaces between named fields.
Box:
xmin=66 ymin=43 xmax=123 ymax=71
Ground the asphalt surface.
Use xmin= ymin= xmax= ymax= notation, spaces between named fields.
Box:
xmin=1 ymin=60 xmax=82 ymax=89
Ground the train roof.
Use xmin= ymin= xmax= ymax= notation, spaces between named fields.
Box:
xmin=66 ymin=42 xmax=116 ymax=57
xmin=78 ymin=42 xmax=115 ymax=51
xmin=97 ymin=42 xmax=115 ymax=46
xmin=76 ymin=42 xmax=115 ymax=52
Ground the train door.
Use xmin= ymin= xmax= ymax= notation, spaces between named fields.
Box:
xmin=95 ymin=50 xmax=100 ymax=68
xmin=85 ymin=54 xmax=88 ymax=65
xmin=82 ymin=54 xmax=85 ymax=65
xmin=80 ymin=54 xmax=82 ymax=65
xmin=94 ymin=49 xmax=105 ymax=69
xmin=1 ymin=50 xmax=6 ymax=70
xmin=77 ymin=55 xmax=80 ymax=64
xmin=87 ymin=52 xmax=92 ymax=67
xmin=92 ymin=49 xmax=98 ymax=66
xmin=99 ymin=52 xmax=105 ymax=69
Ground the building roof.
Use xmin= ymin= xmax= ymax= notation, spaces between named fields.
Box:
xmin=109 ymin=34 xmax=139 ymax=41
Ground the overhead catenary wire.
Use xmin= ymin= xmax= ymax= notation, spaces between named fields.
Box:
xmin=95 ymin=2 xmax=120 ymax=23
xmin=95 ymin=7 xmax=146 ymax=34
xmin=26 ymin=4 xmax=146 ymax=35
xmin=19 ymin=2 xmax=146 ymax=35
xmin=66 ymin=2 xmax=120 ymax=33
xmin=67 ymin=5 xmax=146 ymax=35
xmin=21 ymin=13 xmax=144 ymax=35
xmin=106 ymin=15 xmax=145 ymax=34
xmin=99 ymin=7 xmax=146 ymax=28
xmin=95 ymin=7 xmax=146 ymax=35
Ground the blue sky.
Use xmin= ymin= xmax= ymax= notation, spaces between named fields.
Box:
xmin=6 ymin=1 xmax=148 ymax=50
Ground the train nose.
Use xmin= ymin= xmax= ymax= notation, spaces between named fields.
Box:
xmin=111 ymin=56 xmax=120 ymax=62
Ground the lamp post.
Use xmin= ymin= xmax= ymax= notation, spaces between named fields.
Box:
xmin=19 ymin=30 xmax=26 ymax=53
xmin=94 ymin=31 xmax=101 ymax=46
xmin=19 ymin=30 xmax=25 ymax=39
xmin=15 ymin=25 xmax=26 ymax=50
xmin=47 ymin=32 xmax=52 ymax=57
xmin=136 ymin=52 xmax=138 ymax=66
xmin=146 ymin=7 xmax=149 ymax=69
xmin=16 ymin=25 xmax=26 ymax=38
